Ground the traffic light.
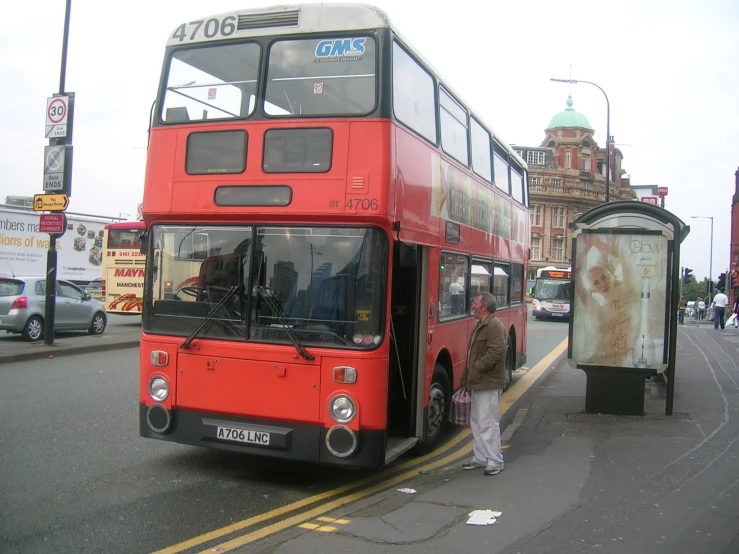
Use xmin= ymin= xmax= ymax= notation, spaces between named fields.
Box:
xmin=718 ymin=272 xmax=726 ymax=291
xmin=730 ymin=270 xmax=737 ymax=290
xmin=683 ymin=267 xmax=695 ymax=285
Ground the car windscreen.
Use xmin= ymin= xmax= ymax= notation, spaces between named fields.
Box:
xmin=0 ymin=278 xmax=24 ymax=296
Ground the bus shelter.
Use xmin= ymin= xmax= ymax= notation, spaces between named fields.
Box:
xmin=568 ymin=201 xmax=689 ymax=415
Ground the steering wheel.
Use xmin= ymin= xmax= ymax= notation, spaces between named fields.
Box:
xmin=178 ymin=286 xmax=199 ymax=298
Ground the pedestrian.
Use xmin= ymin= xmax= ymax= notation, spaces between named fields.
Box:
xmin=698 ymin=298 xmax=706 ymax=320
xmin=732 ymin=297 xmax=739 ymax=329
xmin=678 ymin=295 xmax=687 ymax=324
xmin=459 ymin=292 xmax=507 ymax=476
xmin=712 ymin=289 xmax=729 ymax=330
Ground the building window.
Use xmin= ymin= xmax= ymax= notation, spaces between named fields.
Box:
xmin=551 ymin=238 xmax=564 ymax=261
xmin=581 ymin=154 xmax=590 ymax=171
xmin=527 ymin=151 xmax=545 ymax=165
xmin=531 ymin=237 xmax=541 ymax=260
xmin=566 ymin=151 xmax=571 ymax=169
xmin=552 ymin=206 xmax=566 ymax=228
xmin=515 ymin=149 xmax=523 ymax=159
xmin=547 ymin=140 xmax=555 ymax=147
xmin=550 ymin=177 xmax=562 ymax=187
xmin=530 ymin=205 xmax=543 ymax=226
xmin=530 ymin=176 xmax=541 ymax=186
xmin=582 ymin=140 xmax=591 ymax=148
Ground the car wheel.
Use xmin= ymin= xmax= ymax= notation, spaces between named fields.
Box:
xmin=415 ymin=364 xmax=451 ymax=454
xmin=89 ymin=312 xmax=107 ymax=335
xmin=23 ymin=316 xmax=44 ymax=342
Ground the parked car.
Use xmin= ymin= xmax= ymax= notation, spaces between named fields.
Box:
xmin=0 ymin=276 xmax=107 ymax=341
xmin=84 ymin=278 xmax=103 ymax=300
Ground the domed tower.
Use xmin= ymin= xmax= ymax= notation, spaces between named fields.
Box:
xmin=513 ymin=96 xmax=626 ymax=281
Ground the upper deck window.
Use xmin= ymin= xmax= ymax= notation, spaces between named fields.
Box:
xmin=161 ymin=42 xmax=260 ymax=123
xmin=265 ymin=36 xmax=376 ymax=116
xmin=439 ymin=88 xmax=469 ymax=166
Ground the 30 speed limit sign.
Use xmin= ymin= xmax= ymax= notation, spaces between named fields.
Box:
xmin=46 ymin=95 xmax=70 ymax=138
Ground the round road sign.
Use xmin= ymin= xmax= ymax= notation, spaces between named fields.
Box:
xmin=47 ymin=97 xmax=68 ymax=125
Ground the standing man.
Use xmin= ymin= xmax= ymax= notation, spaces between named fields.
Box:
xmin=459 ymin=292 xmax=507 ymax=476
xmin=698 ymin=298 xmax=706 ymax=320
xmin=678 ymin=296 xmax=687 ymax=324
xmin=713 ymin=288 xmax=729 ymax=330
xmin=449 ymin=276 xmax=465 ymax=315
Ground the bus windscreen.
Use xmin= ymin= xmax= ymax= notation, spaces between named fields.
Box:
xmin=107 ymin=229 xmax=141 ymax=249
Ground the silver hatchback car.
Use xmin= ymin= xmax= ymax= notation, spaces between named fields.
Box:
xmin=0 ymin=276 xmax=107 ymax=341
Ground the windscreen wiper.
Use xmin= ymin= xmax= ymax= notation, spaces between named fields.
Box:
xmin=181 ymin=286 xmax=238 ymax=350
xmin=255 ymin=286 xmax=314 ymax=361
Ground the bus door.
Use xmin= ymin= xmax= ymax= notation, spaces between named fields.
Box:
xmin=387 ymin=242 xmax=423 ymax=449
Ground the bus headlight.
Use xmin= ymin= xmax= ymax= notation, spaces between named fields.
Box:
xmin=532 ymin=299 xmax=542 ymax=311
xmin=149 ymin=376 xmax=169 ymax=402
xmin=329 ymin=395 xmax=356 ymax=423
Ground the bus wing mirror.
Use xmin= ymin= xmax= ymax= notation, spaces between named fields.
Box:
xmin=139 ymin=231 xmax=148 ymax=254
xmin=398 ymin=242 xmax=418 ymax=268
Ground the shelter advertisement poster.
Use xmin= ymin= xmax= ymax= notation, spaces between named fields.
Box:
xmin=571 ymin=231 xmax=668 ymax=369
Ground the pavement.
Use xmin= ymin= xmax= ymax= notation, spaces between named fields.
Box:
xmin=0 ymin=319 xmax=140 ymax=364
xmin=236 ymin=323 xmax=739 ymax=554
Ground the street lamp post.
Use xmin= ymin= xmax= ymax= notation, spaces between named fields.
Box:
xmin=550 ymin=78 xmax=611 ymax=203
xmin=691 ymin=216 xmax=714 ymax=299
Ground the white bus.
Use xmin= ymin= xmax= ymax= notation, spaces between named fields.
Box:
xmin=532 ymin=266 xmax=572 ymax=320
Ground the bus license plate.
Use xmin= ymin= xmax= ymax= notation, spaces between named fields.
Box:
xmin=552 ymin=313 xmax=563 ymax=317
xmin=216 ymin=426 xmax=270 ymax=445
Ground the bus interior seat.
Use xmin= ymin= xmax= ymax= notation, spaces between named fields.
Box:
xmin=166 ymin=107 xmax=190 ymax=122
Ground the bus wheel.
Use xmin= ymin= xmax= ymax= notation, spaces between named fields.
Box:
xmin=504 ymin=344 xmax=514 ymax=392
xmin=416 ymin=364 xmax=450 ymax=454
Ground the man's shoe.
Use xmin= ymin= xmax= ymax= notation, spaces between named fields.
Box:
xmin=484 ymin=465 xmax=502 ymax=476
xmin=462 ymin=461 xmax=484 ymax=470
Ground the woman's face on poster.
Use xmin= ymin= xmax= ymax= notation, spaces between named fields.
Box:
xmin=588 ymin=266 xmax=613 ymax=296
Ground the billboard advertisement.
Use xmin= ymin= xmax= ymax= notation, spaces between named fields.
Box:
xmin=0 ymin=207 xmax=112 ymax=282
xmin=572 ymin=231 xmax=668 ymax=369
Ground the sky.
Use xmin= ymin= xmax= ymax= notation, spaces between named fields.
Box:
xmin=1 ymin=0 xmax=737 ymax=282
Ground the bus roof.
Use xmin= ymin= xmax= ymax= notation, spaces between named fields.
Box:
xmin=105 ymin=221 xmax=145 ymax=230
xmin=164 ymin=3 xmax=526 ymax=169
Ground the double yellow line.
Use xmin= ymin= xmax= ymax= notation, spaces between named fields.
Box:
xmin=155 ymin=337 xmax=568 ymax=554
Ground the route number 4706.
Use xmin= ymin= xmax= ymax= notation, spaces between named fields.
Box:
xmin=171 ymin=16 xmax=237 ymax=42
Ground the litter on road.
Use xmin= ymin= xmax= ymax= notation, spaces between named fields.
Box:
xmin=396 ymin=488 xmax=417 ymax=494
xmin=466 ymin=509 xmax=502 ymax=526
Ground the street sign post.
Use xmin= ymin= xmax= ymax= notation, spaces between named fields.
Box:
xmin=33 ymin=193 xmax=69 ymax=212
xmin=658 ymin=187 xmax=668 ymax=197
xmin=39 ymin=214 xmax=67 ymax=235
xmin=641 ymin=196 xmax=659 ymax=206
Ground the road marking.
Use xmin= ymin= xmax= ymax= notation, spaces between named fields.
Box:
xmin=299 ymin=516 xmax=350 ymax=532
xmin=501 ymin=337 xmax=568 ymax=414
xmin=199 ymin=444 xmax=476 ymax=553
xmin=153 ymin=430 xmax=471 ymax=554
xmin=155 ymin=337 xmax=569 ymax=554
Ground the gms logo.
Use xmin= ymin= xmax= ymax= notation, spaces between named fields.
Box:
xmin=314 ymin=38 xmax=366 ymax=62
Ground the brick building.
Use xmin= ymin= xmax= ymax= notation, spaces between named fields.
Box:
xmin=514 ymin=96 xmax=633 ymax=280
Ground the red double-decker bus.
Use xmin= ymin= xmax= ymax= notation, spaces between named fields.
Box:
xmin=139 ymin=3 xmax=530 ymax=468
